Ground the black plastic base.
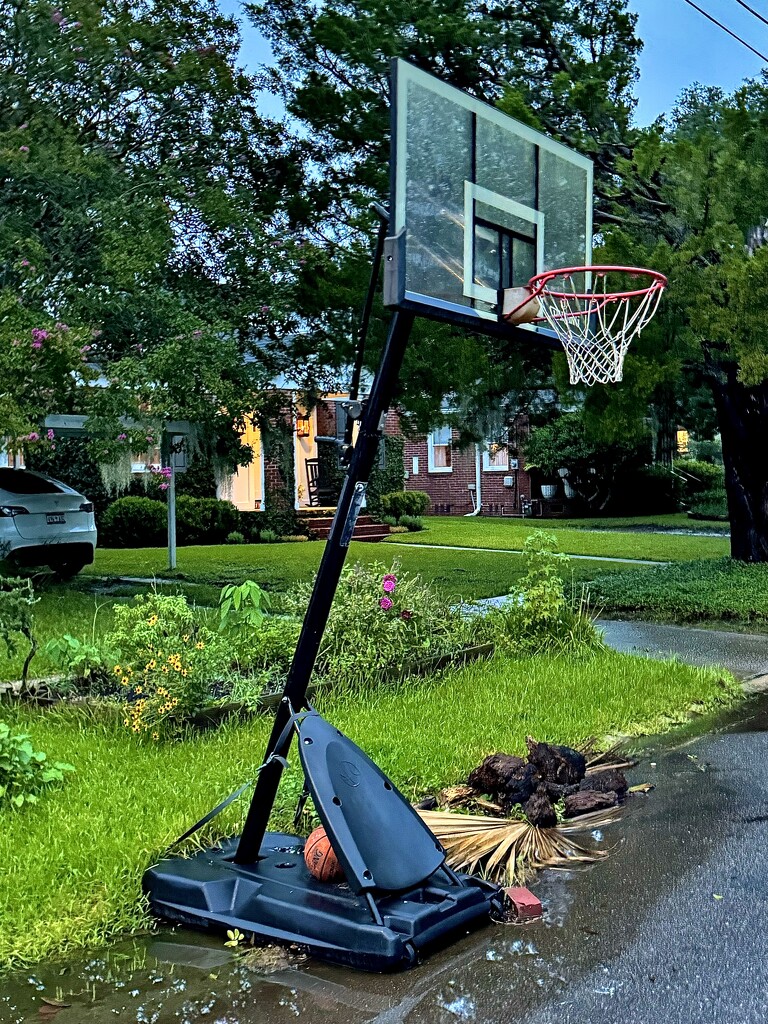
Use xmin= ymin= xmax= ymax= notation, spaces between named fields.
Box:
xmin=143 ymin=833 xmax=499 ymax=972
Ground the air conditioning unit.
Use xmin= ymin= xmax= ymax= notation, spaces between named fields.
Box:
xmin=509 ymin=458 xmax=519 ymax=470
xmin=503 ymin=475 xmax=515 ymax=487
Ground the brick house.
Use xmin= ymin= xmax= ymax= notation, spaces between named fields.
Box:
xmin=397 ymin=419 xmax=550 ymax=517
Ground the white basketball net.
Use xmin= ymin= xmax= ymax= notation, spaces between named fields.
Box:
xmin=534 ymin=270 xmax=666 ymax=386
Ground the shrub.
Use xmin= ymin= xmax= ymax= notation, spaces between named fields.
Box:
xmin=280 ymin=534 xmax=310 ymax=542
xmin=677 ymin=459 xmax=724 ymax=495
xmin=388 ymin=525 xmax=409 ymax=534
xmin=613 ymin=465 xmax=684 ymax=515
xmin=381 ymin=515 xmax=398 ymax=528
xmin=226 ymin=531 xmax=246 ymax=545
xmin=378 ymin=490 xmax=430 ymax=521
xmin=101 ymin=497 xmax=167 ymax=548
xmin=689 ymin=486 xmax=728 ymax=518
xmin=259 ymin=529 xmax=279 ymax=544
xmin=399 ymin=515 xmax=424 ymax=532
xmin=175 ymin=496 xmax=240 ymax=545
xmin=0 ymin=722 xmax=74 ymax=809
xmin=105 ymin=592 xmax=230 ymax=738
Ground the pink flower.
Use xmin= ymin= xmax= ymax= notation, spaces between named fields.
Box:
xmin=31 ymin=340 xmax=42 ymax=350
xmin=19 ymin=123 xmax=28 ymax=130
xmin=55 ymin=321 xmax=69 ymax=332
xmin=91 ymin=329 xmax=102 ymax=338
xmin=382 ymin=574 xmax=397 ymax=592
xmin=19 ymin=146 xmax=29 ymax=153
xmin=379 ymin=596 xmax=393 ymax=611
xmin=117 ymin=433 xmax=127 ymax=441
xmin=27 ymin=432 xmax=39 ymax=441
xmin=192 ymin=329 xmax=202 ymax=337
xmin=400 ymin=609 xmax=413 ymax=620
xmin=20 ymin=259 xmax=29 ymax=267
xmin=46 ymin=429 xmax=55 ymax=441
xmin=31 ymin=328 xmax=49 ymax=343
xmin=80 ymin=344 xmax=91 ymax=354
xmin=51 ymin=10 xmax=64 ymax=23
xmin=260 ymin=305 xmax=270 ymax=313
xmin=158 ymin=482 xmax=169 ymax=491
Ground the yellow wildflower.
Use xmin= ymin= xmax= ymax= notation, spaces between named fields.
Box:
xmin=148 ymin=615 xmax=158 ymax=626
xmin=196 ymin=641 xmax=205 ymax=650
xmin=162 ymin=666 xmax=169 ymax=673
xmin=181 ymin=669 xmax=188 ymax=677
xmin=113 ymin=665 xmax=122 ymax=675
xmin=152 ymin=732 xmax=159 ymax=740
xmin=182 ymin=634 xmax=190 ymax=642
xmin=121 ymin=676 xmax=129 ymax=686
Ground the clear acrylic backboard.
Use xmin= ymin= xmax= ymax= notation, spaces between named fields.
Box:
xmin=384 ymin=59 xmax=594 ymax=340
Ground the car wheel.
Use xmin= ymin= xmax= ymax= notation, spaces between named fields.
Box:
xmin=49 ymin=560 xmax=88 ymax=581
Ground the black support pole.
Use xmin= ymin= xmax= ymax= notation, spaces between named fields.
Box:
xmin=234 ymin=310 xmax=415 ymax=864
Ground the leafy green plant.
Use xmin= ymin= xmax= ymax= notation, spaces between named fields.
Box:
xmin=259 ymin=529 xmax=279 ymax=543
xmin=0 ymin=577 xmax=39 ymax=690
xmin=43 ymin=635 xmax=115 ymax=694
xmin=225 ymin=531 xmax=246 ymax=545
xmin=105 ymin=592 xmax=229 ymax=738
xmin=0 ymin=722 xmax=74 ymax=809
xmin=219 ymin=581 xmax=271 ymax=632
xmin=488 ymin=531 xmax=602 ymax=654
xmin=381 ymin=515 xmax=398 ymax=528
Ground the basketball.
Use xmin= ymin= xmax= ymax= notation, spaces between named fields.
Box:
xmin=303 ymin=826 xmax=345 ymax=883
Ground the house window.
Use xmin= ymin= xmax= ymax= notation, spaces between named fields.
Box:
xmin=427 ymin=425 xmax=452 ymax=472
xmin=483 ymin=440 xmax=509 ymax=472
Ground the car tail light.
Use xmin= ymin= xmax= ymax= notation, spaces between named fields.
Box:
xmin=79 ymin=502 xmax=94 ymax=513
xmin=0 ymin=505 xmax=29 ymax=517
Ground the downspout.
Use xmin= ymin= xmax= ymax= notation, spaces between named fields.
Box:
xmin=465 ymin=444 xmax=482 ymax=516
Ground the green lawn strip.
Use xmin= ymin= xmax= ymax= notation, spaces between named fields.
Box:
xmin=591 ymin=558 xmax=768 ymax=624
xmin=557 ymin=513 xmax=730 ymax=533
xmin=0 ymin=650 xmax=741 ymax=968
xmin=83 ymin=542 xmax=629 ymax=603
xmin=385 ymin=517 xmax=729 ymax=562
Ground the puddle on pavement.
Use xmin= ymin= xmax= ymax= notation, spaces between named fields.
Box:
xmin=3 ymin=693 xmax=767 ymax=1024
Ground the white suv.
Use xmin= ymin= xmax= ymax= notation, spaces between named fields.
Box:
xmin=0 ymin=468 xmax=97 ymax=578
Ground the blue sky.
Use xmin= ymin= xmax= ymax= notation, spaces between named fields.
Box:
xmin=222 ymin=0 xmax=766 ymax=125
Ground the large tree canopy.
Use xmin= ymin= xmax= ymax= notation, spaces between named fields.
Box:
xmin=0 ymin=0 xmax=306 ymax=459
xmin=246 ymin=0 xmax=644 ymax=432
xmin=594 ymin=79 xmax=768 ymax=559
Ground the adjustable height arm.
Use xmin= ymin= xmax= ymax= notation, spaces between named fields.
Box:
xmin=234 ymin=311 xmax=415 ymax=864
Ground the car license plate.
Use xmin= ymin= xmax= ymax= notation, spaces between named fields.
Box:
xmin=46 ymin=514 xmax=65 ymax=525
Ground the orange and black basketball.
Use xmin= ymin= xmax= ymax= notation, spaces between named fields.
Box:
xmin=304 ymin=826 xmax=344 ymax=883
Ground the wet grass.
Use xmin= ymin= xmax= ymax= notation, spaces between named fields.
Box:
xmin=591 ymin=558 xmax=768 ymax=625
xmin=384 ymin=516 xmax=729 ymax=562
xmin=0 ymin=649 xmax=741 ymax=968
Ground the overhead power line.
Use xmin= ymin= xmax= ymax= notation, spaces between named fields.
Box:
xmin=680 ymin=0 xmax=768 ymax=61
xmin=732 ymin=0 xmax=768 ymax=30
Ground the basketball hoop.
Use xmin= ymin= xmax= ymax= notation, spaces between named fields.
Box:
xmin=502 ymin=266 xmax=668 ymax=386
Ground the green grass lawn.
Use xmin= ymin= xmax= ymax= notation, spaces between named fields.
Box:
xmin=385 ymin=517 xmax=730 ymax=562
xmin=559 ymin=513 xmax=730 ymax=533
xmin=592 ymin=558 xmax=768 ymax=625
xmin=0 ymin=648 xmax=741 ymax=968
xmin=83 ymin=541 xmax=628 ymax=600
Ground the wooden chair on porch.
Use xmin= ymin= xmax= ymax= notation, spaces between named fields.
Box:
xmin=305 ymin=458 xmax=338 ymax=507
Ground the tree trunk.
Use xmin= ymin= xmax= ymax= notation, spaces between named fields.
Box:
xmin=708 ymin=362 xmax=768 ymax=561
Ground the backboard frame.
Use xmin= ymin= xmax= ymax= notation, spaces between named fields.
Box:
xmin=385 ymin=58 xmax=594 ymax=348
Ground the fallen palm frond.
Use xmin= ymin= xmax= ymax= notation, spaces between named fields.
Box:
xmin=418 ymin=806 xmax=622 ymax=884
xmin=579 ymin=738 xmax=637 ymax=774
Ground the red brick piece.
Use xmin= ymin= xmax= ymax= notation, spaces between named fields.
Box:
xmin=503 ymin=886 xmax=543 ymax=920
